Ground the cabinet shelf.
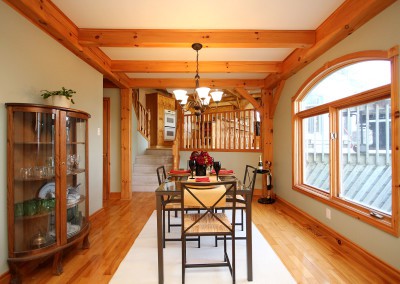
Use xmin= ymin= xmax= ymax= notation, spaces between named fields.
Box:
xmin=67 ymin=195 xmax=86 ymax=209
xmin=15 ymin=176 xmax=55 ymax=182
xmin=14 ymin=141 xmax=54 ymax=145
xmin=15 ymin=210 xmax=55 ymax=221
xmin=67 ymin=168 xmax=85 ymax=175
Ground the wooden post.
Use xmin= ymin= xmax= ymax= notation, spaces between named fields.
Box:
xmin=120 ymin=88 xmax=132 ymax=200
xmin=172 ymin=101 xmax=182 ymax=169
xmin=261 ymin=89 xmax=274 ymax=198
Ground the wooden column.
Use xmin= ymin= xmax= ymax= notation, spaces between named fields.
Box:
xmin=172 ymin=101 xmax=182 ymax=169
xmin=120 ymin=88 xmax=132 ymax=200
xmin=261 ymin=89 xmax=274 ymax=196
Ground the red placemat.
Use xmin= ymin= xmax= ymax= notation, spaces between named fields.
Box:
xmin=170 ymin=170 xmax=191 ymax=174
xmin=211 ymin=169 xmax=234 ymax=174
xmin=195 ymin=177 xmax=210 ymax=182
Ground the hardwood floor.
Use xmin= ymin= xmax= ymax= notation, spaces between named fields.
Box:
xmin=15 ymin=192 xmax=398 ymax=283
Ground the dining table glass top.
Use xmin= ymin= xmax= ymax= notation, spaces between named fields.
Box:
xmin=155 ymin=176 xmax=247 ymax=194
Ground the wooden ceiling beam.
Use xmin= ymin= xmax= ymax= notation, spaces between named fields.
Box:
xmin=111 ymin=60 xmax=281 ymax=73
xmin=4 ymin=0 xmax=130 ymax=88
xmin=270 ymin=80 xmax=286 ymax=118
xmin=264 ymin=0 xmax=396 ymax=89
xmin=79 ymin=29 xmax=315 ymax=48
xmin=234 ymin=88 xmax=261 ymax=110
xmin=128 ymin=78 xmax=264 ymax=89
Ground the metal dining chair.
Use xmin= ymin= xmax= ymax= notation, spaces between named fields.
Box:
xmin=233 ymin=164 xmax=257 ymax=230
xmin=156 ymin=165 xmax=181 ymax=248
xmin=180 ymin=180 xmax=237 ymax=284
xmin=157 ymin=165 xmax=200 ymax=248
xmin=215 ymin=165 xmax=257 ymax=246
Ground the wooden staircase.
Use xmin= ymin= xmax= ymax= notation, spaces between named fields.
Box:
xmin=132 ymin=148 xmax=173 ymax=192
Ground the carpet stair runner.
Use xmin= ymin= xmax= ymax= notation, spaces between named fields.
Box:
xmin=132 ymin=148 xmax=173 ymax=192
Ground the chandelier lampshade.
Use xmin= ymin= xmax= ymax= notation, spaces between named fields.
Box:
xmin=180 ymin=94 xmax=189 ymax=105
xmin=173 ymin=89 xmax=187 ymax=102
xmin=210 ymin=90 xmax=223 ymax=102
xmin=196 ymin=87 xmax=210 ymax=100
xmin=203 ymin=96 xmax=211 ymax=106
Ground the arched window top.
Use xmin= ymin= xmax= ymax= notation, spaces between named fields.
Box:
xmin=301 ymin=60 xmax=391 ymax=111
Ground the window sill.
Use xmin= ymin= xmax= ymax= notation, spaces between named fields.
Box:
xmin=292 ymin=184 xmax=397 ymax=236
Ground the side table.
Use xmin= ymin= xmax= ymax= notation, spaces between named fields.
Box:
xmin=257 ymin=169 xmax=275 ymax=204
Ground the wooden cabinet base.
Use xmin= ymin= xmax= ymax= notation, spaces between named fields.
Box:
xmin=8 ymin=223 xmax=90 ymax=284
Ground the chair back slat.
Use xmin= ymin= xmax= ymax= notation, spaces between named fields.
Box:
xmin=156 ymin=165 xmax=167 ymax=185
xmin=184 ymin=186 xmax=227 ymax=208
xmin=243 ymin=165 xmax=257 ymax=200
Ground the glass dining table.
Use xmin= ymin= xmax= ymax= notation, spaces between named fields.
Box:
xmin=155 ymin=176 xmax=253 ymax=283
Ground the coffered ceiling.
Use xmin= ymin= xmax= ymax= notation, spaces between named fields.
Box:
xmin=4 ymin=0 xmax=396 ymax=104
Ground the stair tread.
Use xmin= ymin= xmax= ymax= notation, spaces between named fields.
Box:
xmin=132 ymin=149 xmax=174 ymax=192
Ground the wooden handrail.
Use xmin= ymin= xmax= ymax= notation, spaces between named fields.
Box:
xmin=132 ymin=90 xmax=151 ymax=141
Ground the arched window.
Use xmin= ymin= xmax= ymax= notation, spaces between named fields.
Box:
xmin=292 ymin=50 xmax=398 ymax=235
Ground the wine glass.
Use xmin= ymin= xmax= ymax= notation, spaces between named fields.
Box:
xmin=74 ymin=154 xmax=80 ymax=169
xmin=188 ymin=159 xmax=196 ymax=179
xmin=213 ymin=161 xmax=221 ymax=181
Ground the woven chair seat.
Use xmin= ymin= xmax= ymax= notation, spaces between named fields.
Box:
xmin=184 ymin=212 xmax=232 ymax=234
xmin=165 ymin=202 xmax=181 ymax=209
xmin=223 ymin=201 xmax=246 ymax=208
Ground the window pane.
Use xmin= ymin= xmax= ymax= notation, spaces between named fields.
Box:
xmin=301 ymin=60 xmax=391 ymax=110
xmin=303 ymin=114 xmax=330 ymax=192
xmin=339 ymin=99 xmax=392 ymax=214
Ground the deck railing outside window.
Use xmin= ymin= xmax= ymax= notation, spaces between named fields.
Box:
xmin=182 ymin=109 xmax=261 ymax=151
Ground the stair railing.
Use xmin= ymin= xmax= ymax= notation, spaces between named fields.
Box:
xmin=132 ymin=90 xmax=151 ymax=141
xmin=181 ymin=109 xmax=261 ymax=151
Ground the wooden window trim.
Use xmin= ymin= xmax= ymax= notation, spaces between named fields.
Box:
xmin=292 ymin=48 xmax=399 ymax=236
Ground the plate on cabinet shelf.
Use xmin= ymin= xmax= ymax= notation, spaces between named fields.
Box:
xmin=38 ymin=182 xmax=55 ymax=199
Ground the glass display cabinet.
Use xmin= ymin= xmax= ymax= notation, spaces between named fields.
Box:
xmin=6 ymin=103 xmax=91 ymax=283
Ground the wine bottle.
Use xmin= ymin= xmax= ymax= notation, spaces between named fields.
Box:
xmin=258 ymin=155 xmax=263 ymax=170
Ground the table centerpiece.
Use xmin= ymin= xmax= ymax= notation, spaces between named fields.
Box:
xmin=189 ymin=151 xmax=214 ymax=176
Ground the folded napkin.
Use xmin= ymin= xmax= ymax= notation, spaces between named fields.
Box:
xmin=170 ymin=169 xmax=191 ymax=174
xmin=195 ymin=177 xmax=210 ymax=182
xmin=211 ymin=169 xmax=234 ymax=174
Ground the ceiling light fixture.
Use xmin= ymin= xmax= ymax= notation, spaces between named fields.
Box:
xmin=173 ymin=43 xmax=223 ymax=116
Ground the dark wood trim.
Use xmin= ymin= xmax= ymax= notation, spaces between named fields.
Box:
xmin=103 ymin=98 xmax=111 ymax=203
xmin=109 ymin=192 xmax=122 ymax=200
xmin=88 ymin=208 xmax=105 ymax=223
xmin=0 ymin=271 xmax=11 ymax=284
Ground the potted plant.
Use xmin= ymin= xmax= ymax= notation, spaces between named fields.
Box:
xmin=41 ymin=87 xmax=76 ymax=108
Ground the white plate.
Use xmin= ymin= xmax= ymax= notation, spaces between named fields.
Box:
xmin=38 ymin=182 xmax=55 ymax=199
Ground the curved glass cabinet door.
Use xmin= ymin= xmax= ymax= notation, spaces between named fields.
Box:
xmin=11 ymin=109 xmax=57 ymax=253
xmin=65 ymin=113 xmax=88 ymax=240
